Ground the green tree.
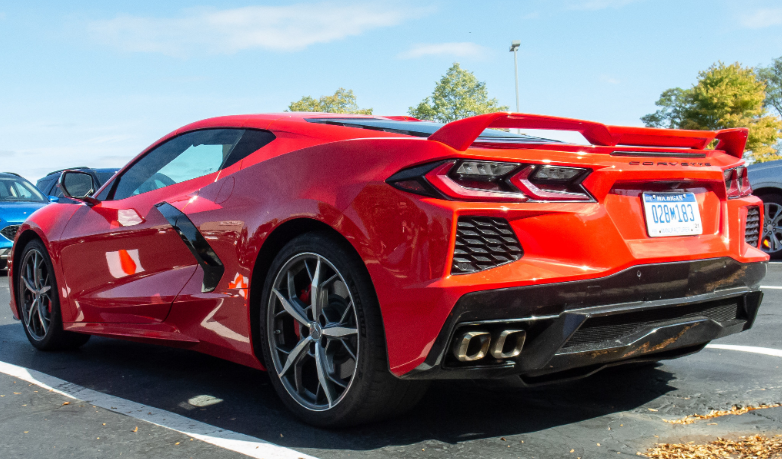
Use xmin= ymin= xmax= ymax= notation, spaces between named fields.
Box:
xmin=287 ymin=88 xmax=372 ymax=115
xmin=757 ymin=56 xmax=782 ymax=116
xmin=408 ymin=63 xmax=508 ymax=123
xmin=642 ymin=62 xmax=782 ymax=162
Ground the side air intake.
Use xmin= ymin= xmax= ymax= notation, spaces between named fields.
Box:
xmin=745 ymin=206 xmax=760 ymax=248
xmin=451 ymin=217 xmax=523 ymax=274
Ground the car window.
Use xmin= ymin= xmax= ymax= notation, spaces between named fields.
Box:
xmin=107 ymin=128 xmax=274 ymax=201
xmin=95 ymin=170 xmax=117 ymax=186
xmin=0 ymin=177 xmax=47 ymax=202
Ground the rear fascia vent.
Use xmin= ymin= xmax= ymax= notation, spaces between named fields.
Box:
xmin=745 ymin=206 xmax=760 ymax=248
xmin=452 ymin=217 xmax=523 ymax=274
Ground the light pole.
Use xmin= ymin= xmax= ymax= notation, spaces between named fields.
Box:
xmin=509 ymin=40 xmax=520 ymax=113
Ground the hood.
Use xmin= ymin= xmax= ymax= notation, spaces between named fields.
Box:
xmin=0 ymin=201 xmax=49 ymax=224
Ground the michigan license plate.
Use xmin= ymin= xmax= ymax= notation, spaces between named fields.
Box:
xmin=642 ymin=192 xmax=702 ymax=237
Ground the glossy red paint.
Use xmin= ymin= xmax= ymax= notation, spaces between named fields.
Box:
xmin=8 ymin=112 xmax=768 ymax=377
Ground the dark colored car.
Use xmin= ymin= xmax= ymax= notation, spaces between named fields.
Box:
xmin=748 ymin=159 xmax=782 ymax=258
xmin=36 ymin=167 xmax=119 ymax=202
xmin=0 ymin=172 xmax=49 ymax=270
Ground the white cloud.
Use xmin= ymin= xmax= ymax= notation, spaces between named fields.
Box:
xmin=740 ymin=8 xmax=782 ymax=29
xmin=398 ymin=42 xmax=489 ymax=59
xmin=88 ymin=2 xmax=426 ymax=57
xmin=600 ymin=75 xmax=621 ymax=84
xmin=566 ymin=0 xmax=641 ymax=11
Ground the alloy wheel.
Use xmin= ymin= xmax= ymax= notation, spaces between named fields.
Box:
xmin=267 ymin=253 xmax=359 ymax=411
xmin=20 ymin=249 xmax=53 ymax=341
xmin=762 ymin=202 xmax=782 ymax=256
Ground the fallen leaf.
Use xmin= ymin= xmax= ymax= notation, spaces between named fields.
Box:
xmin=24 ymin=431 xmax=28 ymax=434
xmin=648 ymin=408 xmax=658 ymax=412
xmin=571 ymin=449 xmax=575 ymax=453
xmin=62 ymin=402 xmax=69 ymax=406
xmin=175 ymin=442 xmax=180 ymax=445
xmin=132 ymin=427 xmax=138 ymax=433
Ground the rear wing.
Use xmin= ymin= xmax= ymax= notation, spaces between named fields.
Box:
xmin=428 ymin=112 xmax=748 ymax=158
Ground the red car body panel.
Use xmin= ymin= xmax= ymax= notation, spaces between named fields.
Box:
xmin=8 ymin=112 xmax=769 ymax=377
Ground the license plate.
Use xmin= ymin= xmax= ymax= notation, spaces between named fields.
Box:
xmin=642 ymin=192 xmax=702 ymax=237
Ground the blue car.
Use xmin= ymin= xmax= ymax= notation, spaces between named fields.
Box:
xmin=0 ymin=172 xmax=50 ymax=270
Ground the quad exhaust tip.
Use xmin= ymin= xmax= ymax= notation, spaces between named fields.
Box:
xmin=452 ymin=329 xmax=526 ymax=362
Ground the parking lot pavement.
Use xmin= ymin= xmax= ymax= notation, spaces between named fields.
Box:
xmin=1 ymin=262 xmax=781 ymax=459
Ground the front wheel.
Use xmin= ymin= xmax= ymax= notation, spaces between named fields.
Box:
xmin=17 ymin=240 xmax=91 ymax=350
xmin=259 ymin=232 xmax=427 ymax=427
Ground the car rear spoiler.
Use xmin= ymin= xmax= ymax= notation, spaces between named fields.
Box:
xmin=428 ymin=112 xmax=749 ymax=158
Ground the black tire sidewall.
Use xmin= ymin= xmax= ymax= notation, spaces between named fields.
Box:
xmin=258 ymin=232 xmax=386 ymax=427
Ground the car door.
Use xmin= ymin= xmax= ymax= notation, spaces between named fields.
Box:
xmin=57 ymin=129 xmax=251 ymax=324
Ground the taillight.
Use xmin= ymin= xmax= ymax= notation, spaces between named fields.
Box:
xmin=387 ymin=160 xmax=593 ymax=202
xmin=724 ymin=165 xmax=752 ymax=199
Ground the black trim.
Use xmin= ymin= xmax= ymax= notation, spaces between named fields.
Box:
xmin=155 ymin=202 xmax=224 ymax=292
xmin=401 ymin=258 xmax=767 ymax=380
xmin=611 ymin=151 xmax=707 ymax=158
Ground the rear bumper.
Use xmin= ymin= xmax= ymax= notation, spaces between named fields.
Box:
xmin=401 ymin=257 xmax=766 ymax=381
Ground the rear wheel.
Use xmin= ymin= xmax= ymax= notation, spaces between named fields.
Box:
xmin=760 ymin=194 xmax=782 ymax=259
xmin=259 ymin=232 xmax=427 ymax=427
xmin=17 ymin=240 xmax=90 ymax=350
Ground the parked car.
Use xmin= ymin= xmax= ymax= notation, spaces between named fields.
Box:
xmin=0 ymin=172 xmax=49 ymax=270
xmin=748 ymin=159 xmax=782 ymax=259
xmin=36 ymin=167 xmax=118 ymax=202
xmin=8 ymin=112 xmax=769 ymax=426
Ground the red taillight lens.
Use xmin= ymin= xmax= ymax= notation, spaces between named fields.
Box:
xmin=387 ymin=160 xmax=593 ymax=202
xmin=724 ymin=166 xmax=751 ymax=199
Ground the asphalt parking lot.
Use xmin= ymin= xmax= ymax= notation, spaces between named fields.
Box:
xmin=1 ymin=263 xmax=781 ymax=459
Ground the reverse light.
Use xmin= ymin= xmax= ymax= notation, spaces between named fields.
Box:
xmin=724 ymin=166 xmax=752 ymax=199
xmin=387 ymin=160 xmax=593 ymax=202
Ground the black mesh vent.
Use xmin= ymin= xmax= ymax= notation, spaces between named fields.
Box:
xmin=0 ymin=224 xmax=20 ymax=241
xmin=451 ymin=217 xmax=523 ymax=274
xmin=561 ymin=299 xmax=741 ymax=353
xmin=745 ymin=206 xmax=760 ymax=247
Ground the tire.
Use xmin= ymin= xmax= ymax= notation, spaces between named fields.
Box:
xmin=16 ymin=239 xmax=91 ymax=350
xmin=259 ymin=231 xmax=428 ymax=427
xmin=759 ymin=193 xmax=782 ymax=259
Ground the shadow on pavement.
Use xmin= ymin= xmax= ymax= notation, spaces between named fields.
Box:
xmin=0 ymin=320 xmax=676 ymax=453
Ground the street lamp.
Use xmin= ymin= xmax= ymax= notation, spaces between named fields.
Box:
xmin=509 ymin=40 xmax=520 ymax=113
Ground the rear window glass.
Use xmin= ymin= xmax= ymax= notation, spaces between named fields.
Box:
xmin=307 ymin=118 xmax=560 ymax=144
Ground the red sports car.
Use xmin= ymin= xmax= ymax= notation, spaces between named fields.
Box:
xmin=8 ymin=112 xmax=768 ymax=426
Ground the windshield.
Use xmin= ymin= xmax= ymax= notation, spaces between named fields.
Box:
xmin=307 ymin=118 xmax=561 ymax=144
xmin=0 ymin=176 xmax=47 ymax=203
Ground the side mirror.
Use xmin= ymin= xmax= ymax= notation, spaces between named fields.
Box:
xmin=60 ymin=170 xmax=99 ymax=205
xmin=48 ymin=196 xmax=59 ymax=203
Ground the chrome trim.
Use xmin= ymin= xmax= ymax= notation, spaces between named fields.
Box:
xmin=452 ymin=330 xmax=491 ymax=362
xmin=490 ymin=329 xmax=526 ymax=359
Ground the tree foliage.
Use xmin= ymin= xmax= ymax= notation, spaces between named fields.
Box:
xmin=287 ymin=88 xmax=372 ymax=115
xmin=642 ymin=62 xmax=782 ymax=162
xmin=757 ymin=56 xmax=782 ymax=116
xmin=408 ymin=63 xmax=508 ymax=123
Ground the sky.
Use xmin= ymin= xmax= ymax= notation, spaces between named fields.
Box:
xmin=1 ymin=0 xmax=781 ymax=182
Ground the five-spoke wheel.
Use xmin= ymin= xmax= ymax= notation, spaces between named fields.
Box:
xmin=17 ymin=239 xmax=90 ymax=350
xmin=762 ymin=197 xmax=782 ymax=258
xmin=260 ymin=232 xmax=428 ymax=427
xmin=19 ymin=248 xmax=53 ymax=341
xmin=267 ymin=253 xmax=359 ymax=410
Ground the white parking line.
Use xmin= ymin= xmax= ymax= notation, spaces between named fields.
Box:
xmin=0 ymin=361 xmax=316 ymax=459
xmin=762 ymin=286 xmax=782 ymax=290
xmin=706 ymin=344 xmax=782 ymax=358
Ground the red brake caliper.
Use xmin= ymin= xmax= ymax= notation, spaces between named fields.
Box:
xmin=294 ymin=286 xmax=312 ymax=339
